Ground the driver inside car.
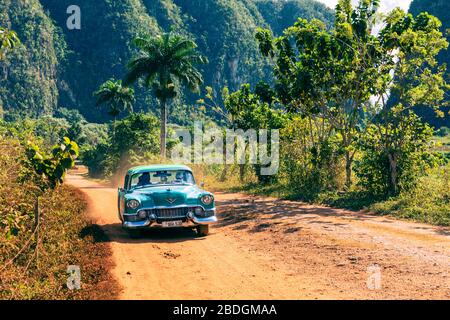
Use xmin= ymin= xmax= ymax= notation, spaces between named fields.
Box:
xmin=174 ymin=171 xmax=184 ymax=183
xmin=137 ymin=172 xmax=151 ymax=186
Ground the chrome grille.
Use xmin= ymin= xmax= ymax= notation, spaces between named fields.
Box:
xmin=150 ymin=207 xmax=193 ymax=220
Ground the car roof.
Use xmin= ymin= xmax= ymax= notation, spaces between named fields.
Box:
xmin=126 ymin=164 xmax=193 ymax=175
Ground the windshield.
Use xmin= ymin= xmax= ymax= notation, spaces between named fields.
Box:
xmin=129 ymin=170 xmax=195 ymax=189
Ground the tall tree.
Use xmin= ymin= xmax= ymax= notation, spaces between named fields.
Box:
xmin=223 ymin=83 xmax=286 ymax=183
xmin=256 ymin=0 xmax=382 ymax=188
xmin=373 ymin=9 xmax=449 ymax=194
xmin=94 ymin=79 xmax=135 ymax=119
xmin=124 ymin=33 xmax=207 ymax=158
xmin=409 ymin=0 xmax=450 ymax=128
xmin=256 ymin=0 xmax=448 ymax=192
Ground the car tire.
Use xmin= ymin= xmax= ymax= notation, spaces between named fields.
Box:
xmin=196 ymin=225 xmax=209 ymax=237
xmin=128 ymin=229 xmax=142 ymax=238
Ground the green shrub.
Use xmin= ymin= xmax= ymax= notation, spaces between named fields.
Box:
xmin=279 ymin=116 xmax=344 ymax=200
xmin=0 ymin=137 xmax=118 ymax=299
xmin=83 ymin=113 xmax=161 ymax=178
xmin=355 ymin=111 xmax=441 ymax=196
xmin=435 ymin=126 xmax=450 ymax=137
xmin=370 ymin=165 xmax=450 ymax=226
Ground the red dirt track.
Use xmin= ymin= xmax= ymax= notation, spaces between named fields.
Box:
xmin=67 ymin=171 xmax=450 ymax=300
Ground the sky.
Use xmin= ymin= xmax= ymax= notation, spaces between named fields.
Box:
xmin=316 ymin=0 xmax=412 ymax=13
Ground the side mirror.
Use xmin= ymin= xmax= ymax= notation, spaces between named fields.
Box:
xmin=118 ymin=187 xmax=125 ymax=193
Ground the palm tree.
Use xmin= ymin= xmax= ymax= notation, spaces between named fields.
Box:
xmin=94 ymin=79 xmax=135 ymax=119
xmin=124 ymin=33 xmax=207 ymax=158
xmin=0 ymin=27 xmax=20 ymax=60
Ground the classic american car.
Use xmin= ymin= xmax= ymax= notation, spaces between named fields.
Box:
xmin=118 ymin=164 xmax=217 ymax=237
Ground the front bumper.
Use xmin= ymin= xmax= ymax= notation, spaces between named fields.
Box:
xmin=122 ymin=209 xmax=217 ymax=229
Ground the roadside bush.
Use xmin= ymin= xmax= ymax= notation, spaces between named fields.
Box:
xmin=370 ymin=164 xmax=450 ymax=226
xmin=279 ymin=116 xmax=344 ymax=200
xmin=0 ymin=113 xmax=108 ymax=155
xmin=82 ymin=113 xmax=161 ymax=178
xmin=0 ymin=136 xmax=119 ymax=299
xmin=355 ymin=111 xmax=441 ymax=196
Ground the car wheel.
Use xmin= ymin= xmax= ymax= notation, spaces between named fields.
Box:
xmin=128 ymin=229 xmax=142 ymax=238
xmin=196 ymin=225 xmax=209 ymax=237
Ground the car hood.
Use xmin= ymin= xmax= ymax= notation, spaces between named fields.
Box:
xmin=127 ymin=185 xmax=205 ymax=207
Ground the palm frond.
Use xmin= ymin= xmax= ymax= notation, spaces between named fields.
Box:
xmin=125 ymin=32 xmax=208 ymax=97
xmin=93 ymin=78 xmax=135 ymax=118
xmin=124 ymin=57 xmax=159 ymax=87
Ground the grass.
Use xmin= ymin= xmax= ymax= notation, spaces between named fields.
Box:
xmin=202 ymin=164 xmax=379 ymax=211
xmin=370 ymin=166 xmax=450 ymax=226
xmin=218 ymin=181 xmax=384 ymax=211
xmin=431 ymin=134 xmax=450 ymax=154
xmin=0 ymin=137 xmax=119 ymax=299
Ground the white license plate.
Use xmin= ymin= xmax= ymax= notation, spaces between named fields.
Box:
xmin=162 ymin=220 xmax=183 ymax=228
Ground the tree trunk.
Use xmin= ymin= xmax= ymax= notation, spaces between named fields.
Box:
xmin=112 ymin=116 xmax=116 ymax=141
xmin=388 ymin=153 xmax=398 ymax=196
xmin=160 ymin=97 xmax=167 ymax=158
xmin=239 ymin=164 xmax=245 ymax=183
xmin=220 ymin=146 xmax=228 ymax=182
xmin=219 ymin=165 xmax=228 ymax=182
xmin=345 ymin=151 xmax=352 ymax=189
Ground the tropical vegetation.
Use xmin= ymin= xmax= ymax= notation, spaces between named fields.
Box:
xmin=0 ymin=0 xmax=449 ymax=300
xmin=0 ymin=25 xmax=117 ymax=299
xmin=124 ymin=33 xmax=207 ymax=157
xmin=57 ymin=1 xmax=450 ymax=226
xmin=0 ymin=0 xmax=333 ymax=122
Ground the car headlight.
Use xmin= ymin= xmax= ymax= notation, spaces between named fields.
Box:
xmin=200 ymin=195 xmax=213 ymax=205
xmin=126 ymin=199 xmax=140 ymax=209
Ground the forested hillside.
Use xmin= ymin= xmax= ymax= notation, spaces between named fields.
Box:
xmin=409 ymin=0 xmax=450 ymax=128
xmin=0 ymin=0 xmax=333 ymax=123
xmin=0 ymin=0 xmax=62 ymax=119
xmin=255 ymin=0 xmax=334 ymax=35
xmin=1 ymin=0 xmax=449 ymax=300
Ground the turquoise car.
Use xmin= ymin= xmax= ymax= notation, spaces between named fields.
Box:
xmin=118 ymin=165 xmax=217 ymax=237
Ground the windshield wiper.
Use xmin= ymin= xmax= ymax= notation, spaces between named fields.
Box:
xmin=130 ymin=183 xmax=192 ymax=191
xmin=130 ymin=184 xmax=153 ymax=190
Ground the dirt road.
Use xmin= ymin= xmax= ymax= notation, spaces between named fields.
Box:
xmin=67 ymin=171 xmax=450 ymax=299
